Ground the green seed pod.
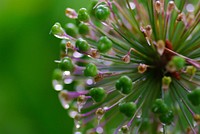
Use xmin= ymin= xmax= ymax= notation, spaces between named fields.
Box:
xmin=171 ymin=56 xmax=185 ymax=70
xmin=84 ymin=63 xmax=98 ymax=77
xmin=121 ymin=125 xmax=129 ymax=133
xmin=97 ymin=36 xmax=113 ymax=53
xmin=116 ymin=75 xmax=133 ymax=94
xmin=159 ymin=110 xmax=174 ymax=125
xmin=186 ymin=66 xmax=197 ymax=76
xmin=75 ymin=38 xmax=90 ymax=52
xmin=119 ymin=102 xmax=137 ymax=117
xmin=52 ymin=69 xmax=63 ymax=81
xmin=78 ymin=23 xmax=89 ymax=35
xmin=59 ymin=57 xmax=74 ymax=72
xmin=136 ymin=118 xmax=150 ymax=132
xmin=89 ymin=87 xmax=107 ymax=102
xmin=152 ymin=99 xmax=169 ymax=114
xmin=51 ymin=22 xmax=65 ymax=37
xmin=162 ymin=76 xmax=172 ymax=86
xmin=162 ymin=76 xmax=172 ymax=90
xmin=65 ymin=23 xmax=77 ymax=37
xmin=60 ymin=40 xmax=67 ymax=53
xmin=95 ymin=5 xmax=110 ymax=21
xmin=187 ymin=88 xmax=200 ymax=106
xmin=78 ymin=8 xmax=90 ymax=22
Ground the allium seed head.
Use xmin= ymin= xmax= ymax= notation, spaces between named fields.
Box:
xmin=51 ymin=0 xmax=200 ymax=133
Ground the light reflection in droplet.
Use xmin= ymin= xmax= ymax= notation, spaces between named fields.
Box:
xmin=63 ymin=104 xmax=69 ymax=109
xmin=186 ymin=4 xmax=194 ymax=12
xmin=76 ymin=124 xmax=81 ymax=129
xmin=52 ymin=80 xmax=63 ymax=91
xmin=63 ymin=71 xmax=70 ymax=76
xmin=75 ymin=132 xmax=82 ymax=134
xmin=69 ymin=111 xmax=78 ymax=118
xmin=127 ymin=2 xmax=136 ymax=10
xmin=86 ymin=79 xmax=93 ymax=85
xmin=59 ymin=90 xmax=70 ymax=109
xmin=64 ymin=78 xmax=73 ymax=84
xmin=96 ymin=127 xmax=104 ymax=134
xmin=159 ymin=127 xmax=164 ymax=133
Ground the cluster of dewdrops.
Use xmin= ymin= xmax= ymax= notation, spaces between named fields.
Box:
xmin=51 ymin=0 xmax=200 ymax=133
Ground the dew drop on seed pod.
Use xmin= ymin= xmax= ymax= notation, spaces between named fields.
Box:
xmin=77 ymin=95 xmax=87 ymax=112
xmin=63 ymin=71 xmax=71 ymax=76
xmin=75 ymin=132 xmax=82 ymax=134
xmin=126 ymin=2 xmax=136 ymax=10
xmin=159 ymin=127 xmax=164 ymax=133
xmin=64 ymin=78 xmax=73 ymax=84
xmin=52 ymin=80 xmax=63 ymax=91
xmin=58 ymin=90 xmax=70 ymax=109
xmin=96 ymin=127 xmax=104 ymax=134
xmin=69 ymin=110 xmax=78 ymax=118
xmin=74 ymin=114 xmax=82 ymax=129
xmin=96 ymin=108 xmax=105 ymax=125
xmin=186 ymin=4 xmax=194 ymax=12
xmin=86 ymin=79 xmax=93 ymax=85
xmin=76 ymin=124 xmax=81 ymax=129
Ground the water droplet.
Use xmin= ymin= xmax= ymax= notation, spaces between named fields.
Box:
xmin=64 ymin=78 xmax=73 ymax=84
xmin=73 ymin=51 xmax=83 ymax=58
xmin=63 ymin=71 xmax=71 ymax=76
xmin=52 ymin=80 xmax=63 ymax=91
xmin=159 ymin=127 xmax=164 ymax=133
xmin=69 ymin=110 xmax=78 ymax=118
xmin=96 ymin=127 xmax=104 ymax=134
xmin=75 ymin=132 xmax=82 ymax=134
xmin=86 ymin=79 xmax=93 ymax=85
xmin=59 ymin=90 xmax=71 ymax=109
xmin=127 ymin=2 xmax=136 ymax=10
xmin=74 ymin=114 xmax=82 ymax=130
xmin=77 ymin=95 xmax=87 ymax=112
xmin=76 ymin=124 xmax=81 ymax=129
xmin=96 ymin=108 xmax=105 ymax=125
xmin=186 ymin=4 xmax=194 ymax=12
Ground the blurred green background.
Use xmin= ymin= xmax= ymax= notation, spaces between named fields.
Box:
xmin=0 ymin=0 xmax=89 ymax=134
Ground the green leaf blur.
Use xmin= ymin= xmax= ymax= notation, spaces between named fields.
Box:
xmin=0 ymin=0 xmax=89 ymax=134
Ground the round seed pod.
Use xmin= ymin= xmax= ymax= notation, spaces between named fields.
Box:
xmin=78 ymin=8 xmax=90 ymax=22
xmin=97 ymin=36 xmax=112 ymax=53
xmin=152 ymin=99 xmax=169 ymax=114
xmin=115 ymin=75 xmax=133 ymax=94
xmin=75 ymin=38 xmax=90 ymax=52
xmin=95 ymin=5 xmax=110 ymax=21
xmin=65 ymin=23 xmax=77 ymax=37
xmin=84 ymin=63 xmax=98 ymax=77
xmin=171 ymin=56 xmax=185 ymax=70
xmin=121 ymin=125 xmax=129 ymax=133
xmin=187 ymin=88 xmax=200 ymax=106
xmin=159 ymin=110 xmax=174 ymax=125
xmin=78 ymin=23 xmax=89 ymax=35
xmin=89 ymin=87 xmax=107 ymax=103
xmin=51 ymin=22 xmax=65 ymax=36
xmin=52 ymin=69 xmax=63 ymax=81
xmin=59 ymin=57 xmax=74 ymax=72
xmin=119 ymin=102 xmax=137 ymax=117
